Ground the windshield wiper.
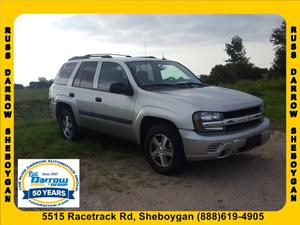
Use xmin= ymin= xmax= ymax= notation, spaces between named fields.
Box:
xmin=176 ymin=82 xmax=206 ymax=87
xmin=141 ymin=82 xmax=206 ymax=89
xmin=141 ymin=83 xmax=178 ymax=88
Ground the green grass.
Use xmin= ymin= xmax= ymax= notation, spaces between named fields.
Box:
xmin=15 ymin=80 xmax=285 ymax=159
xmin=15 ymin=88 xmax=49 ymax=102
xmin=14 ymin=88 xmax=137 ymax=160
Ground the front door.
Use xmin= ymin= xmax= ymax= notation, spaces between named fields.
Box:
xmin=92 ymin=62 xmax=136 ymax=140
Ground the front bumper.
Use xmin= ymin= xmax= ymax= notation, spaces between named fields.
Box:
xmin=179 ymin=118 xmax=271 ymax=161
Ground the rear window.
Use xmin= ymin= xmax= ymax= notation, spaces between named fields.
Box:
xmin=54 ymin=62 xmax=77 ymax=85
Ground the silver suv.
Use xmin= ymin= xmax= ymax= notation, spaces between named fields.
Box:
xmin=49 ymin=54 xmax=271 ymax=174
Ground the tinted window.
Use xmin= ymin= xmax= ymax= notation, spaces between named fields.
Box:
xmin=54 ymin=62 xmax=77 ymax=85
xmin=80 ymin=62 xmax=98 ymax=88
xmin=73 ymin=63 xmax=85 ymax=87
xmin=98 ymin=62 xmax=129 ymax=91
xmin=73 ymin=61 xmax=98 ymax=88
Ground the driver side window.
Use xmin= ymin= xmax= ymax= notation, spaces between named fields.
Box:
xmin=98 ymin=62 xmax=129 ymax=91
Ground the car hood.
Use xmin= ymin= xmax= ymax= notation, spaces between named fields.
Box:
xmin=154 ymin=85 xmax=263 ymax=112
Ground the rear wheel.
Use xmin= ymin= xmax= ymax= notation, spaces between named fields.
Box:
xmin=59 ymin=109 xmax=79 ymax=141
xmin=144 ymin=123 xmax=186 ymax=175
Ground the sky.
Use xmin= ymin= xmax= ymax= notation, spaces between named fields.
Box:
xmin=14 ymin=14 xmax=283 ymax=85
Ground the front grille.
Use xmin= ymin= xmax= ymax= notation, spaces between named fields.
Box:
xmin=225 ymin=119 xmax=262 ymax=132
xmin=223 ymin=105 xmax=261 ymax=119
xmin=201 ymin=105 xmax=264 ymax=133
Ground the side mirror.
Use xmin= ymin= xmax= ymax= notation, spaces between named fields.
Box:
xmin=109 ymin=83 xmax=133 ymax=96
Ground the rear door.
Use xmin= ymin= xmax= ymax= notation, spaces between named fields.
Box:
xmin=69 ymin=61 xmax=99 ymax=127
xmin=92 ymin=62 xmax=136 ymax=140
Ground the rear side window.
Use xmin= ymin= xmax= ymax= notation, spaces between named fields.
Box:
xmin=54 ymin=62 xmax=77 ymax=85
xmin=73 ymin=61 xmax=98 ymax=89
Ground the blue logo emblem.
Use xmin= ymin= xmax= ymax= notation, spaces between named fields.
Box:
xmin=18 ymin=159 xmax=80 ymax=208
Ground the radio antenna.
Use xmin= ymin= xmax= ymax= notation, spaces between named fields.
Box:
xmin=144 ymin=39 xmax=147 ymax=56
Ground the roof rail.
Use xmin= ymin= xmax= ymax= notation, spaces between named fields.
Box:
xmin=69 ymin=53 xmax=132 ymax=61
xmin=136 ymin=56 xmax=157 ymax=59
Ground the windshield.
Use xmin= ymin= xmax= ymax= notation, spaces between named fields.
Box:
xmin=125 ymin=61 xmax=202 ymax=89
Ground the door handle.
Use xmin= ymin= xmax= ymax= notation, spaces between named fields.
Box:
xmin=69 ymin=92 xmax=75 ymax=97
xmin=95 ymin=97 xmax=102 ymax=102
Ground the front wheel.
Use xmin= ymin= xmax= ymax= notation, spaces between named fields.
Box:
xmin=144 ymin=123 xmax=186 ymax=175
xmin=59 ymin=109 xmax=79 ymax=141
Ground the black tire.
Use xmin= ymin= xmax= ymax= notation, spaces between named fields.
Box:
xmin=59 ymin=109 xmax=79 ymax=141
xmin=144 ymin=123 xmax=186 ymax=175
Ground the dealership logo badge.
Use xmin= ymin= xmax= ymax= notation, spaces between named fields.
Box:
xmin=18 ymin=159 xmax=79 ymax=208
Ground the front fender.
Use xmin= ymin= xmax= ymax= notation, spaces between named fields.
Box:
xmin=133 ymin=105 xmax=188 ymax=144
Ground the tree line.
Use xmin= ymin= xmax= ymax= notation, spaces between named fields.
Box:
xmin=14 ymin=77 xmax=54 ymax=89
xmin=201 ymin=21 xmax=286 ymax=84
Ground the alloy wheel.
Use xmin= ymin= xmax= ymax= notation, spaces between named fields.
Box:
xmin=150 ymin=134 xmax=173 ymax=168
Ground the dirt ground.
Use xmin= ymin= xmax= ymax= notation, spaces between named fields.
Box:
xmin=79 ymin=131 xmax=285 ymax=211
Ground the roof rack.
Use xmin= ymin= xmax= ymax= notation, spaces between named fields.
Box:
xmin=69 ymin=53 xmax=132 ymax=61
xmin=136 ymin=56 xmax=157 ymax=59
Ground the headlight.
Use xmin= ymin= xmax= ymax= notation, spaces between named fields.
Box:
xmin=192 ymin=112 xmax=223 ymax=133
xmin=199 ymin=112 xmax=222 ymax=122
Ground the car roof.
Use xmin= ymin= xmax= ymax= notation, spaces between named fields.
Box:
xmin=67 ymin=54 xmax=171 ymax=63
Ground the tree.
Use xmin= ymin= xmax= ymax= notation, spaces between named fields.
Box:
xmin=270 ymin=21 xmax=286 ymax=78
xmin=209 ymin=64 xmax=237 ymax=84
xmin=38 ymin=77 xmax=48 ymax=87
xmin=29 ymin=77 xmax=54 ymax=88
xmin=225 ymin=35 xmax=249 ymax=64
xmin=14 ymin=83 xmax=24 ymax=89
xmin=207 ymin=35 xmax=265 ymax=84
